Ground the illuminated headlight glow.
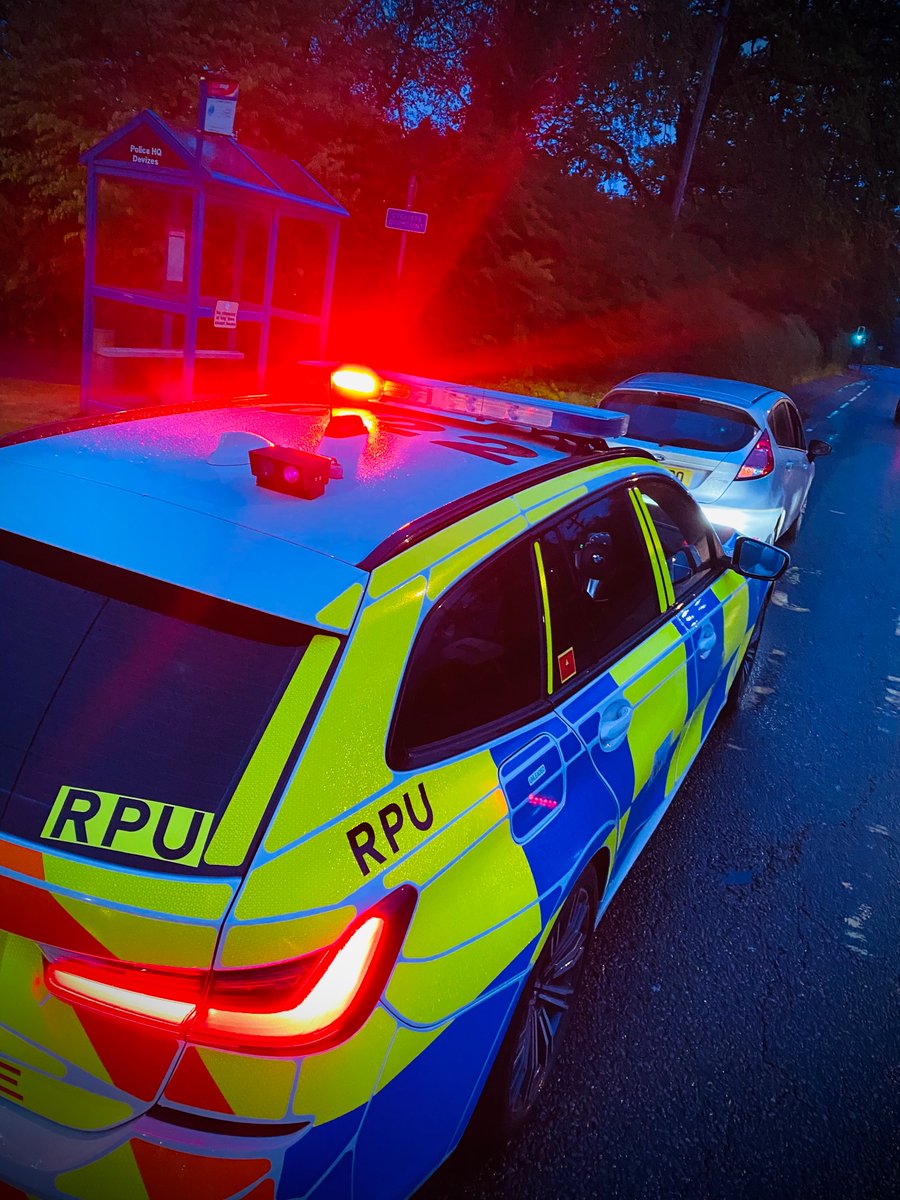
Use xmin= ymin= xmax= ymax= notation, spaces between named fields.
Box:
xmin=700 ymin=504 xmax=779 ymax=544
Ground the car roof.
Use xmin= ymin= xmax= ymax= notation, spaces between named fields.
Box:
xmin=610 ymin=371 xmax=784 ymax=413
xmin=1 ymin=396 xmax=640 ymax=625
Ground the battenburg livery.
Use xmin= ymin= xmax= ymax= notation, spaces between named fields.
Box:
xmin=0 ymin=366 xmax=788 ymax=1199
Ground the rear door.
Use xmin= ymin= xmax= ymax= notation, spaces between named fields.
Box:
xmin=533 ymin=482 xmax=695 ymax=868
xmin=599 ymin=389 xmax=760 ymax=502
xmin=769 ymin=399 xmax=811 ymax=528
xmin=630 ymin=475 xmax=747 ymax=779
xmin=0 ymin=532 xmax=335 ymax=1130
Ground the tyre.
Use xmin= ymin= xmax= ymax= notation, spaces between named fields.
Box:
xmin=725 ymin=592 xmax=770 ymax=714
xmin=469 ymin=863 xmax=600 ymax=1147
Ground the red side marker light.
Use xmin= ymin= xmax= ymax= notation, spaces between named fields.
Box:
xmin=736 ymin=431 xmax=775 ymax=480
xmin=45 ymin=887 xmax=417 ymax=1056
xmin=527 ymin=794 xmax=558 ymax=809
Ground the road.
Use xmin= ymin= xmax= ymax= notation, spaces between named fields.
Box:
xmin=422 ymin=367 xmax=900 ymax=1200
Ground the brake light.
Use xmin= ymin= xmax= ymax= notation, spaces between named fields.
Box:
xmin=45 ymin=887 xmax=416 ymax=1055
xmin=735 ymin=430 xmax=775 ymax=479
xmin=331 ymin=365 xmax=383 ymax=400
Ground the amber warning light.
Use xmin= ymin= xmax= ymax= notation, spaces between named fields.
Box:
xmin=331 ymin=365 xmax=384 ymax=400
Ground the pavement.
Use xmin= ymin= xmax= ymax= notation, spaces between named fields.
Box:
xmin=420 ymin=367 xmax=900 ymax=1200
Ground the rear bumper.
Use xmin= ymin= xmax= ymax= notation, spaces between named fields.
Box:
xmin=0 ymin=1096 xmax=304 ymax=1199
xmin=698 ymin=501 xmax=782 ymax=544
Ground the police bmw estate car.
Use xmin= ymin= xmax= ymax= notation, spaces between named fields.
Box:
xmin=0 ymin=367 xmax=788 ymax=1200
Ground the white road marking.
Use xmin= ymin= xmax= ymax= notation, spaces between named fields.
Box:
xmin=827 ymin=409 xmax=840 ymax=418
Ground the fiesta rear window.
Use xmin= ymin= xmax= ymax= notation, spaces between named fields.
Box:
xmin=600 ymin=390 xmax=758 ymax=452
xmin=0 ymin=532 xmax=315 ymax=875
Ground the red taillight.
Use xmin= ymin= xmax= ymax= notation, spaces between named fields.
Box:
xmin=45 ymin=887 xmax=416 ymax=1056
xmin=735 ymin=430 xmax=775 ymax=480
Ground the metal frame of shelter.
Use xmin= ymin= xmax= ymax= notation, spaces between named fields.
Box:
xmin=80 ymin=109 xmax=349 ymax=412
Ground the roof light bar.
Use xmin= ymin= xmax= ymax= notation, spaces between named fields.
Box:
xmin=328 ymin=366 xmax=628 ymax=441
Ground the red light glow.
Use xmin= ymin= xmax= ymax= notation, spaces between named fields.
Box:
xmin=527 ymin=794 xmax=559 ymax=809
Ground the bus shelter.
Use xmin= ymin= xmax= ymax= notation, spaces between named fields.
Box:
xmin=80 ymin=109 xmax=348 ymax=412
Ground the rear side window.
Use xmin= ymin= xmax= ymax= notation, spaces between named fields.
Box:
xmin=391 ymin=540 xmax=544 ymax=765
xmin=770 ymin=400 xmax=805 ymax=450
xmin=0 ymin=534 xmax=316 ymax=875
xmin=769 ymin=402 xmax=793 ymax=447
xmin=537 ymin=487 xmax=659 ymax=687
xmin=601 ymin=390 xmax=758 ymax=452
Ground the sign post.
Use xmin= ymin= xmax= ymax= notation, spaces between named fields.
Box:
xmin=386 ymin=174 xmax=428 ymax=281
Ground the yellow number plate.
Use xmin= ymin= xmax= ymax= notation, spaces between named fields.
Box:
xmin=665 ymin=466 xmax=693 ymax=486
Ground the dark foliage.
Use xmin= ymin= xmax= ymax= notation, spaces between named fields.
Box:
xmin=0 ymin=0 xmax=897 ymax=387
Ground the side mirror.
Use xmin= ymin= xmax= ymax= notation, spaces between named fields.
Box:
xmin=731 ymin=536 xmax=790 ymax=581
xmin=808 ymin=438 xmax=831 ymax=460
xmin=670 ymin=544 xmax=702 ymax=585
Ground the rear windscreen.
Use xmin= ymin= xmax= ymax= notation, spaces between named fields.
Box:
xmin=0 ymin=533 xmax=315 ymax=875
xmin=600 ymin=390 xmax=758 ymax=452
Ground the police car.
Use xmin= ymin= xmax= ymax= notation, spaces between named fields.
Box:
xmin=0 ymin=367 xmax=788 ymax=1200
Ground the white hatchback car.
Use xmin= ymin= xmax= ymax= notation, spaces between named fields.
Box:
xmin=598 ymin=372 xmax=831 ymax=543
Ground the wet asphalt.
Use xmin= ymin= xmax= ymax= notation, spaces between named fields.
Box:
xmin=422 ymin=367 xmax=900 ymax=1200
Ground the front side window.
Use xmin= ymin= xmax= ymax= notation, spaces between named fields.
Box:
xmin=639 ymin=477 xmax=720 ymax=600
xmin=391 ymin=540 xmax=544 ymax=764
xmin=537 ymin=487 xmax=660 ymax=688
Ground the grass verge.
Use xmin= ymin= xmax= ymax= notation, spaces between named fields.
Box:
xmin=0 ymin=377 xmax=81 ymax=437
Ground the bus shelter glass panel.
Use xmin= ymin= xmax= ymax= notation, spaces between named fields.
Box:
xmin=95 ymin=178 xmax=193 ymax=297
xmin=92 ymin=298 xmax=186 ymax=405
xmin=193 ymin=318 xmax=261 ymax=398
xmin=273 ymin=219 xmax=329 ymax=316
xmin=266 ymin=318 xmax=321 ymax=387
xmin=200 ymin=200 xmax=269 ymax=306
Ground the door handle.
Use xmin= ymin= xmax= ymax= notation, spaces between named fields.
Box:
xmin=698 ymin=622 xmax=717 ymax=660
xmin=598 ymin=701 xmax=633 ymax=751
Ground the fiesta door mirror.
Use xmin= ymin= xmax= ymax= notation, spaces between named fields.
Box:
xmin=731 ymin=536 xmax=790 ymax=581
xmin=807 ymin=438 xmax=831 ymax=460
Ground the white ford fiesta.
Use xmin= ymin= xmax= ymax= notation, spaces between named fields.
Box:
xmin=598 ymin=372 xmax=831 ymax=543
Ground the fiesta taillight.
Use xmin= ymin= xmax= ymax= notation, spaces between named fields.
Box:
xmin=735 ymin=430 xmax=775 ymax=480
xmin=45 ymin=887 xmax=416 ymax=1055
